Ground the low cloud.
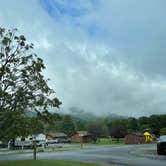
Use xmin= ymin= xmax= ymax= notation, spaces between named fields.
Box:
xmin=0 ymin=0 xmax=166 ymax=117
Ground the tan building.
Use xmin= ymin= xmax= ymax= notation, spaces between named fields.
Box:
xmin=71 ymin=131 xmax=92 ymax=143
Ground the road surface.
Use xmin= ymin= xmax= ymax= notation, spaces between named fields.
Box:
xmin=0 ymin=144 xmax=166 ymax=166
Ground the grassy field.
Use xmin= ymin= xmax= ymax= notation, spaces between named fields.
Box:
xmin=95 ymin=138 xmax=125 ymax=145
xmin=0 ymin=160 xmax=113 ymax=166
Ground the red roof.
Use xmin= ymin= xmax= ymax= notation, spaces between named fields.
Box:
xmin=47 ymin=132 xmax=67 ymax=138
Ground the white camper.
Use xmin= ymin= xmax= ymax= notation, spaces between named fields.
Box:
xmin=8 ymin=133 xmax=46 ymax=149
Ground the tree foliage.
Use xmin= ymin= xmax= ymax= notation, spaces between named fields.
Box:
xmin=60 ymin=115 xmax=75 ymax=136
xmin=127 ymin=117 xmax=138 ymax=132
xmin=87 ymin=120 xmax=108 ymax=142
xmin=160 ymin=127 xmax=166 ymax=135
xmin=0 ymin=27 xmax=61 ymax=139
xmin=110 ymin=120 xmax=127 ymax=141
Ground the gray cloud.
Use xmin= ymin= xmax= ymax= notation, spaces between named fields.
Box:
xmin=0 ymin=0 xmax=166 ymax=117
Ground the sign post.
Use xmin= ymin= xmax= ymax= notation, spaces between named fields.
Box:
xmin=79 ymin=134 xmax=83 ymax=149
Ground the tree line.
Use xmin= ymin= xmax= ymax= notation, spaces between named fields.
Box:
xmin=44 ymin=113 xmax=166 ymax=141
xmin=1 ymin=111 xmax=165 ymax=143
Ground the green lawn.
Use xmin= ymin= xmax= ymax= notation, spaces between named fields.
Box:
xmin=96 ymin=138 xmax=125 ymax=145
xmin=0 ymin=160 xmax=112 ymax=166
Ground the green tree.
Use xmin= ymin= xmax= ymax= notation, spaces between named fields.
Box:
xmin=127 ymin=117 xmax=138 ymax=132
xmin=0 ymin=27 xmax=61 ymax=158
xmin=109 ymin=119 xmax=127 ymax=142
xmin=0 ymin=27 xmax=61 ymax=114
xmin=73 ymin=118 xmax=87 ymax=131
xmin=159 ymin=114 xmax=166 ymax=127
xmin=29 ymin=117 xmax=45 ymax=135
xmin=148 ymin=115 xmax=160 ymax=135
xmin=160 ymin=127 xmax=166 ymax=135
xmin=87 ymin=121 xmax=108 ymax=142
xmin=138 ymin=116 xmax=149 ymax=131
xmin=0 ymin=110 xmax=31 ymax=142
xmin=44 ymin=113 xmax=62 ymax=133
xmin=110 ymin=124 xmax=127 ymax=142
xmin=59 ymin=115 xmax=75 ymax=136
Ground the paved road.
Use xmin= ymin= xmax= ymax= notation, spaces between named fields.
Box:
xmin=0 ymin=144 xmax=166 ymax=166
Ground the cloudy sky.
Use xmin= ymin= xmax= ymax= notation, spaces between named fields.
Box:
xmin=0 ymin=0 xmax=166 ymax=117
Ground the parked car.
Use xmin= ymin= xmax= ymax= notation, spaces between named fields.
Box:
xmin=56 ymin=138 xmax=71 ymax=143
xmin=46 ymin=138 xmax=71 ymax=145
xmin=157 ymin=135 xmax=166 ymax=155
xmin=46 ymin=139 xmax=59 ymax=145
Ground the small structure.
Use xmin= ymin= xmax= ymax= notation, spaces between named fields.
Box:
xmin=71 ymin=131 xmax=92 ymax=143
xmin=125 ymin=133 xmax=146 ymax=144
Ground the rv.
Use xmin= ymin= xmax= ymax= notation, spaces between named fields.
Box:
xmin=8 ymin=134 xmax=46 ymax=149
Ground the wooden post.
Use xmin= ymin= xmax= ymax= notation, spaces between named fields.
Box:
xmin=80 ymin=134 xmax=83 ymax=149
xmin=81 ymin=138 xmax=83 ymax=149
xmin=33 ymin=140 xmax=37 ymax=160
xmin=12 ymin=138 xmax=15 ymax=150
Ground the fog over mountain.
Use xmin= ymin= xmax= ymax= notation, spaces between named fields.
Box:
xmin=1 ymin=0 xmax=166 ymax=117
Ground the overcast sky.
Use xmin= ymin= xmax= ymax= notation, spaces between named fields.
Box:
xmin=0 ymin=0 xmax=166 ymax=117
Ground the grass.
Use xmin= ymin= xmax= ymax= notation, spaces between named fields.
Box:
xmin=0 ymin=160 xmax=114 ymax=166
xmin=95 ymin=138 xmax=125 ymax=145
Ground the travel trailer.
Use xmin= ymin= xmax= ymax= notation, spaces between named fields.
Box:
xmin=8 ymin=133 xmax=46 ymax=149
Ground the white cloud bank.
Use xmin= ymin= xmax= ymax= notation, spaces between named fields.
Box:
xmin=0 ymin=0 xmax=166 ymax=117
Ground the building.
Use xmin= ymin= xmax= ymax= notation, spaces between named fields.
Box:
xmin=71 ymin=131 xmax=92 ymax=143
xmin=46 ymin=132 xmax=67 ymax=140
xmin=125 ymin=133 xmax=146 ymax=144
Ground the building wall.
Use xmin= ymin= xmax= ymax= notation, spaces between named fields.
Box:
xmin=71 ymin=134 xmax=81 ymax=142
xmin=71 ymin=134 xmax=92 ymax=143
xmin=125 ymin=134 xmax=146 ymax=144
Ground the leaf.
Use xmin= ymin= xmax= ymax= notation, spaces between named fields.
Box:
xmin=20 ymin=41 xmax=25 ymax=46
xmin=14 ymin=36 xmax=18 ymax=40
xmin=19 ymin=35 xmax=26 ymax=41
xmin=2 ymin=37 xmax=9 ymax=45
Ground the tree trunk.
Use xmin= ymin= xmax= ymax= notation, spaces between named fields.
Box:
xmin=116 ymin=138 xmax=119 ymax=143
xmin=33 ymin=140 xmax=37 ymax=160
xmin=11 ymin=138 xmax=15 ymax=150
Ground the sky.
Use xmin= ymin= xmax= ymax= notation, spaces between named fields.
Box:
xmin=0 ymin=0 xmax=166 ymax=117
